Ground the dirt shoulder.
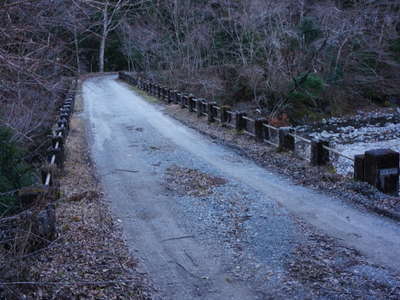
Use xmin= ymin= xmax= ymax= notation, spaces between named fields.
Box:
xmin=3 ymin=81 xmax=154 ymax=299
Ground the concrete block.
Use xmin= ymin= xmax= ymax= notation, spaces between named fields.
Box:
xmin=279 ymin=127 xmax=295 ymax=151
xmin=254 ymin=118 xmax=267 ymax=142
xmin=235 ymin=112 xmax=246 ymax=131
xmin=310 ymin=140 xmax=330 ymax=166
xmin=365 ymin=149 xmax=399 ymax=196
xmin=207 ymin=102 xmax=216 ymax=123
xmin=354 ymin=155 xmax=365 ymax=181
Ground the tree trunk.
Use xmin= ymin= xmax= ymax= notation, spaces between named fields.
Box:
xmin=99 ymin=2 xmax=109 ymax=72
xmin=73 ymin=27 xmax=81 ymax=74
xmin=99 ymin=34 xmax=106 ymax=72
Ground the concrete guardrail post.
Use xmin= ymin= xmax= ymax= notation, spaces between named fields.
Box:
xmin=176 ymin=92 xmax=181 ymax=105
xmin=47 ymin=147 xmax=64 ymax=167
xmin=188 ymin=94 xmax=194 ymax=111
xmin=57 ymin=119 xmax=69 ymax=132
xmin=278 ymin=127 xmax=295 ymax=151
xmin=354 ymin=154 xmax=365 ymax=181
xmin=220 ymin=106 xmax=229 ymax=124
xmin=310 ymin=140 xmax=330 ymax=166
xmin=364 ymin=149 xmax=399 ymax=196
xmin=254 ymin=118 xmax=267 ymax=142
xmin=263 ymin=124 xmax=270 ymax=141
xmin=234 ymin=112 xmax=246 ymax=131
xmin=207 ymin=102 xmax=216 ymax=123
xmin=156 ymin=85 xmax=160 ymax=99
xmin=196 ymin=99 xmax=203 ymax=117
xmin=160 ymin=87 xmax=165 ymax=101
xmin=188 ymin=97 xmax=195 ymax=112
xmin=181 ymin=95 xmax=187 ymax=108
xmin=41 ymin=167 xmax=53 ymax=186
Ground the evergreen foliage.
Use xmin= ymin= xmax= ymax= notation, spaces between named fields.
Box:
xmin=0 ymin=127 xmax=34 ymax=215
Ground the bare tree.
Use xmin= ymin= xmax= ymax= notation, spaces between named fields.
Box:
xmin=74 ymin=0 xmax=128 ymax=72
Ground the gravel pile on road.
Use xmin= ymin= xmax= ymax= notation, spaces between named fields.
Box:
xmin=165 ymin=165 xmax=227 ymax=197
xmin=163 ymin=104 xmax=400 ymax=221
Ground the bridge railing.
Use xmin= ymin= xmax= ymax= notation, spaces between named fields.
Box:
xmin=0 ymin=80 xmax=77 ymax=204
xmin=119 ymin=72 xmax=399 ymax=196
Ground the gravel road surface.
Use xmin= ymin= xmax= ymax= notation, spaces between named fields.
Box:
xmin=82 ymin=75 xmax=400 ymax=299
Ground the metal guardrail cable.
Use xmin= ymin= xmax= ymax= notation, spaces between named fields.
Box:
xmin=45 ymin=173 xmax=51 ymax=186
xmin=242 ymin=116 xmax=253 ymax=121
xmin=322 ymin=145 xmax=354 ymax=161
xmin=264 ymin=139 xmax=279 ymax=147
xmin=128 ymin=74 xmax=362 ymax=166
xmin=262 ymin=123 xmax=278 ymax=131
xmin=289 ymin=133 xmax=312 ymax=144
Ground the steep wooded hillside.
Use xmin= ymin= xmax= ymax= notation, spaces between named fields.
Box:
xmin=119 ymin=0 xmax=400 ymax=122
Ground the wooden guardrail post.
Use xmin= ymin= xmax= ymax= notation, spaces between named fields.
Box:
xmin=364 ymin=149 xmax=399 ymax=196
xmin=57 ymin=119 xmax=69 ymax=133
xmin=254 ymin=118 xmax=267 ymax=142
xmin=175 ymin=92 xmax=181 ymax=105
xmin=188 ymin=97 xmax=195 ymax=112
xmin=163 ymin=87 xmax=168 ymax=102
xmin=310 ymin=140 xmax=330 ymax=166
xmin=41 ymin=166 xmax=53 ymax=186
xmin=196 ymin=99 xmax=203 ymax=117
xmin=170 ymin=90 xmax=176 ymax=103
xmin=220 ymin=106 xmax=229 ymax=124
xmin=234 ymin=112 xmax=246 ymax=131
xmin=181 ymin=95 xmax=188 ymax=108
xmin=263 ymin=124 xmax=270 ymax=141
xmin=278 ymin=127 xmax=295 ymax=151
xmin=156 ymin=85 xmax=160 ymax=99
xmin=207 ymin=102 xmax=216 ymax=123
xmin=47 ymin=147 xmax=64 ymax=168
xmin=354 ymin=155 xmax=365 ymax=181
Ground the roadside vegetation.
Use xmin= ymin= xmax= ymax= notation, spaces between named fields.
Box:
xmin=118 ymin=0 xmax=400 ymax=123
xmin=0 ymin=127 xmax=35 ymax=216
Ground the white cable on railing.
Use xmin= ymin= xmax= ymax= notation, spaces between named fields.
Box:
xmin=264 ymin=139 xmax=279 ymax=147
xmin=242 ymin=116 xmax=253 ymax=122
xmin=322 ymin=145 xmax=354 ymax=161
xmin=45 ymin=173 xmax=51 ymax=186
xmin=50 ymin=154 xmax=56 ymax=165
xmin=262 ymin=123 xmax=278 ymax=131
xmin=289 ymin=133 xmax=312 ymax=144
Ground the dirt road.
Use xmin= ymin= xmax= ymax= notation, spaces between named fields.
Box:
xmin=82 ymin=75 xmax=400 ymax=299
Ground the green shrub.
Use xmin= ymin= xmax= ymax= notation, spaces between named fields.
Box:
xmin=287 ymin=73 xmax=326 ymax=122
xmin=289 ymin=73 xmax=324 ymax=102
xmin=0 ymin=126 xmax=34 ymax=215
